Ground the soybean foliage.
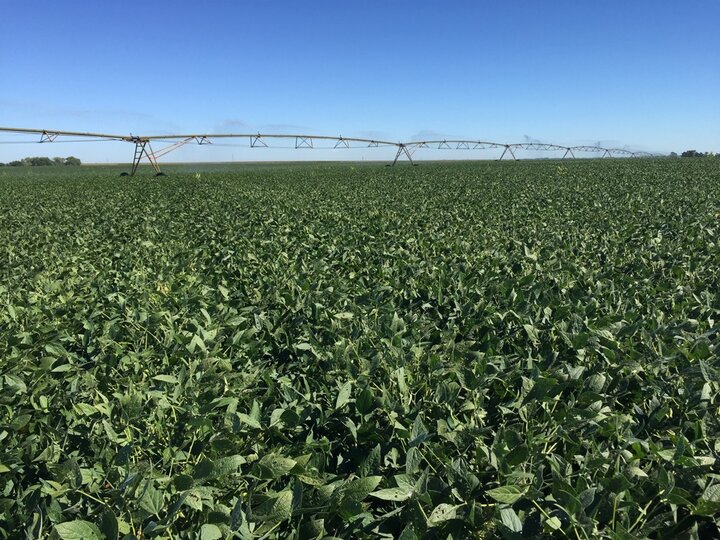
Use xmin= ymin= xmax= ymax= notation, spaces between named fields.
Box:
xmin=1 ymin=159 xmax=719 ymax=538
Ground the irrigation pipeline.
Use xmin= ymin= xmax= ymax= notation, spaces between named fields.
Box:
xmin=0 ymin=126 xmax=661 ymax=176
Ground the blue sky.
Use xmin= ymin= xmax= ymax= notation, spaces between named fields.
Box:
xmin=1 ymin=1 xmax=718 ymax=163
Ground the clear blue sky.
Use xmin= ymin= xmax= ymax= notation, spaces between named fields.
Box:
xmin=1 ymin=1 xmax=718 ymax=163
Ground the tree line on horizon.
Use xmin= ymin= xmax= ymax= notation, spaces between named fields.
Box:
xmin=668 ymin=150 xmax=715 ymax=158
xmin=0 ymin=156 xmax=82 ymax=167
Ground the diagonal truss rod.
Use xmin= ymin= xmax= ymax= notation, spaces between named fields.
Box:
xmin=151 ymin=136 xmax=211 ymax=159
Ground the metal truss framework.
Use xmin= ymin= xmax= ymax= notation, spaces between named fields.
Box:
xmin=0 ymin=126 xmax=660 ymax=176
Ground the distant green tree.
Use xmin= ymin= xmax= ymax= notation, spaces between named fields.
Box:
xmin=681 ymin=150 xmax=704 ymax=158
xmin=9 ymin=160 xmax=23 ymax=166
xmin=24 ymin=156 xmax=54 ymax=166
xmin=52 ymin=157 xmax=65 ymax=165
xmin=669 ymin=152 xmax=678 ymax=158
xmin=64 ymin=156 xmax=81 ymax=166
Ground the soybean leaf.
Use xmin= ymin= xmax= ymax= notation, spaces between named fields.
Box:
xmin=487 ymin=485 xmax=528 ymax=504
xmin=55 ymin=521 xmax=102 ymax=540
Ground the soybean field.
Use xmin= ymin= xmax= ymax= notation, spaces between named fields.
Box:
xmin=1 ymin=159 xmax=719 ymax=539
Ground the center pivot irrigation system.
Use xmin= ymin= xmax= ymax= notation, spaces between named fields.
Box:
xmin=0 ymin=126 xmax=660 ymax=176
